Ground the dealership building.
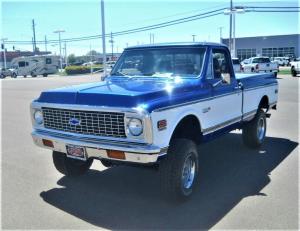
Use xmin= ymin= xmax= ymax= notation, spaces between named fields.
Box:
xmin=222 ymin=34 xmax=300 ymax=61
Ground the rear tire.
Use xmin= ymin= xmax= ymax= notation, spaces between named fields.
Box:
xmin=159 ymin=138 xmax=199 ymax=202
xmin=242 ymin=109 xmax=267 ymax=149
xmin=12 ymin=73 xmax=17 ymax=78
xmin=43 ymin=73 xmax=48 ymax=77
xmin=291 ymin=68 xmax=297 ymax=77
xmin=52 ymin=151 xmax=93 ymax=177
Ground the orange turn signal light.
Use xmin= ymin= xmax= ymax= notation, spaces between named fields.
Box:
xmin=42 ymin=139 xmax=54 ymax=148
xmin=107 ymin=150 xmax=125 ymax=160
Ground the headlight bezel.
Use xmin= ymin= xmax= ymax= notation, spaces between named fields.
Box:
xmin=33 ymin=109 xmax=43 ymax=125
xmin=127 ymin=118 xmax=143 ymax=136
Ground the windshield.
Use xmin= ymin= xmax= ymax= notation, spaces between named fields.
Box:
xmin=111 ymin=47 xmax=206 ymax=78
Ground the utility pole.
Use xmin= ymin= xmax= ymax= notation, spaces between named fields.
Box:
xmin=192 ymin=34 xmax=196 ymax=42
xmin=53 ymin=29 xmax=65 ymax=71
xmin=101 ymin=0 xmax=107 ymax=76
xmin=44 ymin=35 xmax=47 ymax=52
xmin=109 ymin=32 xmax=114 ymax=61
xmin=32 ymin=19 xmax=37 ymax=54
xmin=90 ymin=44 xmax=93 ymax=74
xmin=64 ymin=42 xmax=67 ymax=66
xmin=149 ymin=33 xmax=155 ymax=44
xmin=229 ymin=0 xmax=233 ymax=53
xmin=1 ymin=38 xmax=8 ymax=69
xmin=218 ymin=27 xmax=224 ymax=43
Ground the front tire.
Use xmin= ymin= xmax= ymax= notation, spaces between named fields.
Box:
xmin=52 ymin=151 xmax=93 ymax=177
xmin=242 ymin=109 xmax=267 ymax=148
xmin=291 ymin=68 xmax=297 ymax=77
xmin=159 ymin=138 xmax=199 ymax=202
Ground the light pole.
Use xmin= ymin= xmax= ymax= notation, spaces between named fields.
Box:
xmin=101 ymin=0 xmax=107 ymax=76
xmin=224 ymin=6 xmax=245 ymax=57
xmin=218 ymin=27 xmax=224 ymax=43
xmin=1 ymin=38 xmax=8 ymax=69
xmin=192 ymin=34 xmax=196 ymax=42
xmin=53 ymin=29 xmax=65 ymax=70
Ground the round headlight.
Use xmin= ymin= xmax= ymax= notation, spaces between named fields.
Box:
xmin=127 ymin=118 xmax=143 ymax=136
xmin=34 ymin=110 xmax=43 ymax=124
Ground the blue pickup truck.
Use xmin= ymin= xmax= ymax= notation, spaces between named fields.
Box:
xmin=31 ymin=42 xmax=278 ymax=201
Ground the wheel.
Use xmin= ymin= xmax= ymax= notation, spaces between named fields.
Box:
xmin=291 ymin=68 xmax=297 ymax=77
xmin=24 ymin=75 xmax=27 ymax=78
xmin=31 ymin=72 xmax=37 ymax=77
xmin=242 ymin=109 xmax=267 ymax=149
xmin=159 ymin=138 xmax=199 ymax=202
xmin=43 ymin=73 xmax=48 ymax=77
xmin=0 ymin=74 xmax=5 ymax=79
xmin=12 ymin=73 xmax=17 ymax=78
xmin=52 ymin=151 xmax=93 ymax=177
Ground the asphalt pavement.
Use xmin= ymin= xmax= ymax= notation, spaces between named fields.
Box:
xmin=1 ymin=74 xmax=299 ymax=229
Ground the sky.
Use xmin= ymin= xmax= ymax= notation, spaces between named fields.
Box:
xmin=1 ymin=0 xmax=299 ymax=56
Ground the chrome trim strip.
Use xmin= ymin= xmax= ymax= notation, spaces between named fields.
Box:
xmin=242 ymin=110 xmax=257 ymax=121
xmin=153 ymin=83 xmax=277 ymax=112
xmin=32 ymin=130 xmax=166 ymax=155
xmin=202 ymin=116 xmax=242 ymax=135
xmin=243 ymin=83 xmax=278 ymax=92
xmin=153 ymin=91 xmax=240 ymax=112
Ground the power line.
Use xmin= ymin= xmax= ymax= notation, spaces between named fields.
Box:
xmin=4 ymin=8 xmax=226 ymax=44
xmin=4 ymin=5 xmax=299 ymax=45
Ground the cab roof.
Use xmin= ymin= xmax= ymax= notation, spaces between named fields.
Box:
xmin=125 ymin=42 xmax=228 ymax=50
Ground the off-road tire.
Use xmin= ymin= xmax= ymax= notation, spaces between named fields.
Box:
xmin=52 ymin=151 xmax=93 ymax=177
xmin=242 ymin=109 xmax=267 ymax=148
xmin=159 ymin=138 xmax=199 ymax=202
xmin=291 ymin=68 xmax=297 ymax=77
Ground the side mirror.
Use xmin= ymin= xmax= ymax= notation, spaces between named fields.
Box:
xmin=222 ymin=73 xmax=231 ymax=84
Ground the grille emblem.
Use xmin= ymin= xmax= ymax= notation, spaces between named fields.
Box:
xmin=69 ymin=118 xmax=81 ymax=126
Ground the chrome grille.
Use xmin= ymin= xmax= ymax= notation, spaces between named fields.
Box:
xmin=42 ymin=107 xmax=126 ymax=138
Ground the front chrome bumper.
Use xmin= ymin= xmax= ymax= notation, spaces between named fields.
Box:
xmin=31 ymin=130 xmax=167 ymax=164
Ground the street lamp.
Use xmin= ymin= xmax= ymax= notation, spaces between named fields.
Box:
xmin=53 ymin=30 xmax=65 ymax=70
xmin=1 ymin=38 xmax=8 ymax=69
xmin=224 ymin=6 xmax=245 ymax=57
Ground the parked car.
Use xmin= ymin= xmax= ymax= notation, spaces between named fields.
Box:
xmin=290 ymin=59 xmax=300 ymax=77
xmin=10 ymin=55 xmax=59 ymax=78
xmin=31 ymin=42 xmax=278 ymax=201
xmin=0 ymin=68 xmax=12 ymax=78
xmin=242 ymin=57 xmax=279 ymax=77
xmin=232 ymin=58 xmax=242 ymax=73
xmin=273 ymin=57 xmax=289 ymax=66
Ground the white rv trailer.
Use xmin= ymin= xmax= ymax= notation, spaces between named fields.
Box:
xmin=10 ymin=55 xmax=59 ymax=78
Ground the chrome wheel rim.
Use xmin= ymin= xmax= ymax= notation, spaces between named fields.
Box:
xmin=257 ymin=117 xmax=265 ymax=141
xmin=182 ymin=154 xmax=196 ymax=189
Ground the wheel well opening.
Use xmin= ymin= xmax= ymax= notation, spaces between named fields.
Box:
xmin=259 ymin=95 xmax=269 ymax=111
xmin=170 ymin=115 xmax=202 ymax=145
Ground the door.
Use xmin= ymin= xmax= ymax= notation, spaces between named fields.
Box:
xmin=205 ymin=48 xmax=243 ymax=133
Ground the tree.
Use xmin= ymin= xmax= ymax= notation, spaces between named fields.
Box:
xmin=86 ymin=50 xmax=99 ymax=56
xmin=68 ymin=54 xmax=76 ymax=64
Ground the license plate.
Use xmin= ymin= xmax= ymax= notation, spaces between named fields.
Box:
xmin=66 ymin=145 xmax=86 ymax=160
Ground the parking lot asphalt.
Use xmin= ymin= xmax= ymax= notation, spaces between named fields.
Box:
xmin=1 ymin=74 xmax=299 ymax=229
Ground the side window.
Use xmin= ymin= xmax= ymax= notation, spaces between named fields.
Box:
xmin=212 ymin=49 xmax=233 ymax=84
xmin=46 ymin=58 xmax=52 ymax=64
xmin=18 ymin=61 xmax=25 ymax=67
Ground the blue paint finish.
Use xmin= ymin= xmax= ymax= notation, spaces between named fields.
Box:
xmin=36 ymin=43 xmax=277 ymax=113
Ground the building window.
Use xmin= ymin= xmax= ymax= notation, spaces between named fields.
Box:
xmin=237 ymin=48 xmax=256 ymax=60
xmin=262 ymin=47 xmax=295 ymax=58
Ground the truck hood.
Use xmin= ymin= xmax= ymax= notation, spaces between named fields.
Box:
xmin=37 ymin=77 xmax=210 ymax=112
